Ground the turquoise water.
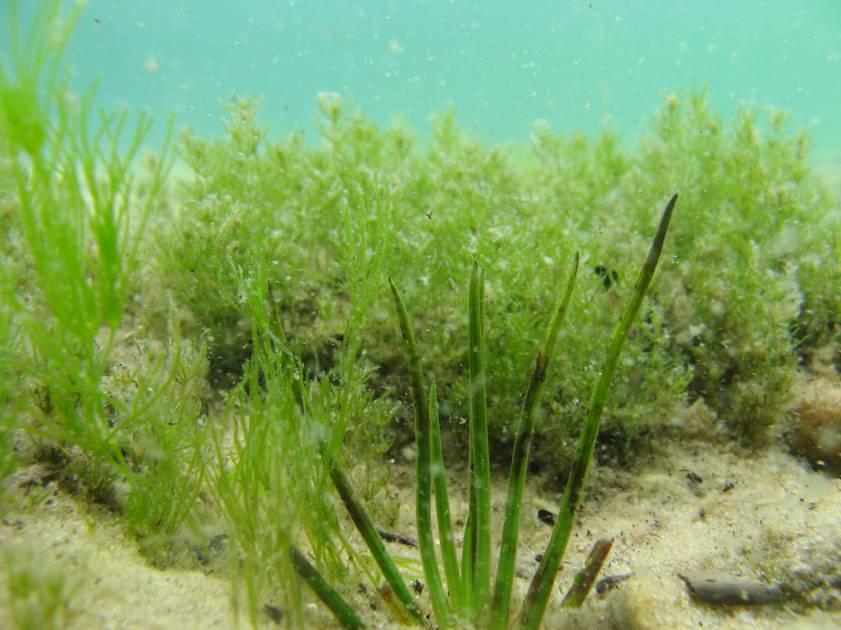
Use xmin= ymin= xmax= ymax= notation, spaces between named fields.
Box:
xmin=5 ymin=1 xmax=841 ymax=163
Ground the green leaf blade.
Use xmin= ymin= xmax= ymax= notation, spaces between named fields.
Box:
xmin=490 ymin=251 xmax=579 ymax=629
xmin=466 ymin=262 xmax=492 ymax=618
xmin=389 ymin=279 xmax=451 ymax=627
xmin=519 ymin=194 xmax=677 ymax=630
xmin=429 ymin=380 xmax=464 ymax=614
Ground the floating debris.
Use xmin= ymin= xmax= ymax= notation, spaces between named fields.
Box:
xmin=377 ymin=528 xmax=417 ymax=548
xmin=263 ymin=603 xmax=283 ymax=624
xmin=595 ymin=572 xmax=633 ymax=594
xmin=537 ymin=508 xmax=556 ymax=527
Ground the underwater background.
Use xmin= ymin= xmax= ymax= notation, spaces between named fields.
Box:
xmin=5 ymin=0 xmax=839 ymax=165
xmin=3 ymin=2 xmax=841 ymax=627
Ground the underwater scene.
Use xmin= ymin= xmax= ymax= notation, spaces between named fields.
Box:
xmin=0 ymin=0 xmax=839 ymax=628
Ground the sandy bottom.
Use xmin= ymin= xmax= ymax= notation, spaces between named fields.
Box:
xmin=0 ymin=492 xmax=233 ymax=629
xmin=1 ymin=415 xmax=839 ymax=629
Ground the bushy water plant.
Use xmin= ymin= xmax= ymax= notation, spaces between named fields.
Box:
xmin=156 ymin=95 xmax=689 ymax=473
xmin=1 ymin=0 xmax=169 ymax=452
xmin=207 ymin=257 xmax=395 ymax=626
xmin=612 ymin=90 xmax=837 ymax=442
xmin=155 ymin=82 xmax=840 ymax=476
xmin=114 ymin=333 xmax=212 ymax=558
xmin=156 ymin=93 xmax=415 ymax=389
xmin=0 ymin=0 xmax=210 ymax=559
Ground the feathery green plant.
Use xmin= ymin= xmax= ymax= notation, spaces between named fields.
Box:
xmin=1 ymin=0 xmax=174 ymax=456
xmin=299 ymin=194 xmax=676 ymax=628
xmin=161 ymin=87 xmax=834 ymax=469
xmin=0 ymin=0 xmax=211 ymax=561
xmin=207 ymin=258 xmax=397 ymax=627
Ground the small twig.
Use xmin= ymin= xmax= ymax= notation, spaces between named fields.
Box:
xmin=560 ymin=538 xmax=613 ymax=608
xmin=377 ymin=528 xmax=417 ymax=548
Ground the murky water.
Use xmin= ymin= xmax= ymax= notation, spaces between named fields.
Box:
xmin=4 ymin=0 xmax=839 ymax=164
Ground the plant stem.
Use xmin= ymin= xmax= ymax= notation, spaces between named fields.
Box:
xmin=461 ymin=498 xmax=475 ymax=616
xmin=328 ymin=464 xmax=424 ymax=624
xmin=429 ymin=380 xmax=464 ymax=613
xmin=560 ymin=538 xmax=613 ymax=608
xmin=289 ymin=545 xmax=365 ymax=629
xmin=466 ymin=262 xmax=492 ymax=618
xmin=519 ymin=193 xmax=677 ymax=629
xmin=389 ymin=279 xmax=451 ymax=627
xmin=489 ymin=252 xmax=579 ymax=629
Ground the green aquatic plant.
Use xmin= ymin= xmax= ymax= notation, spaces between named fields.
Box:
xmin=208 ymin=258 xmax=396 ymax=627
xmin=609 ymin=90 xmax=835 ymax=443
xmin=297 ymin=194 xmax=676 ymax=628
xmin=0 ymin=0 xmax=212 ymax=562
xmin=2 ymin=4 xmax=838 ymax=629
xmin=207 ymin=272 xmax=335 ymax=626
xmin=161 ymin=85 xmax=838 ymax=472
xmin=1 ymin=0 xmax=173 ymax=455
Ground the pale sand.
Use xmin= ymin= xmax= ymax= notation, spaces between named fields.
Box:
xmin=0 ymin=492 xmax=233 ymax=629
xmin=1 ymin=407 xmax=839 ymax=629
